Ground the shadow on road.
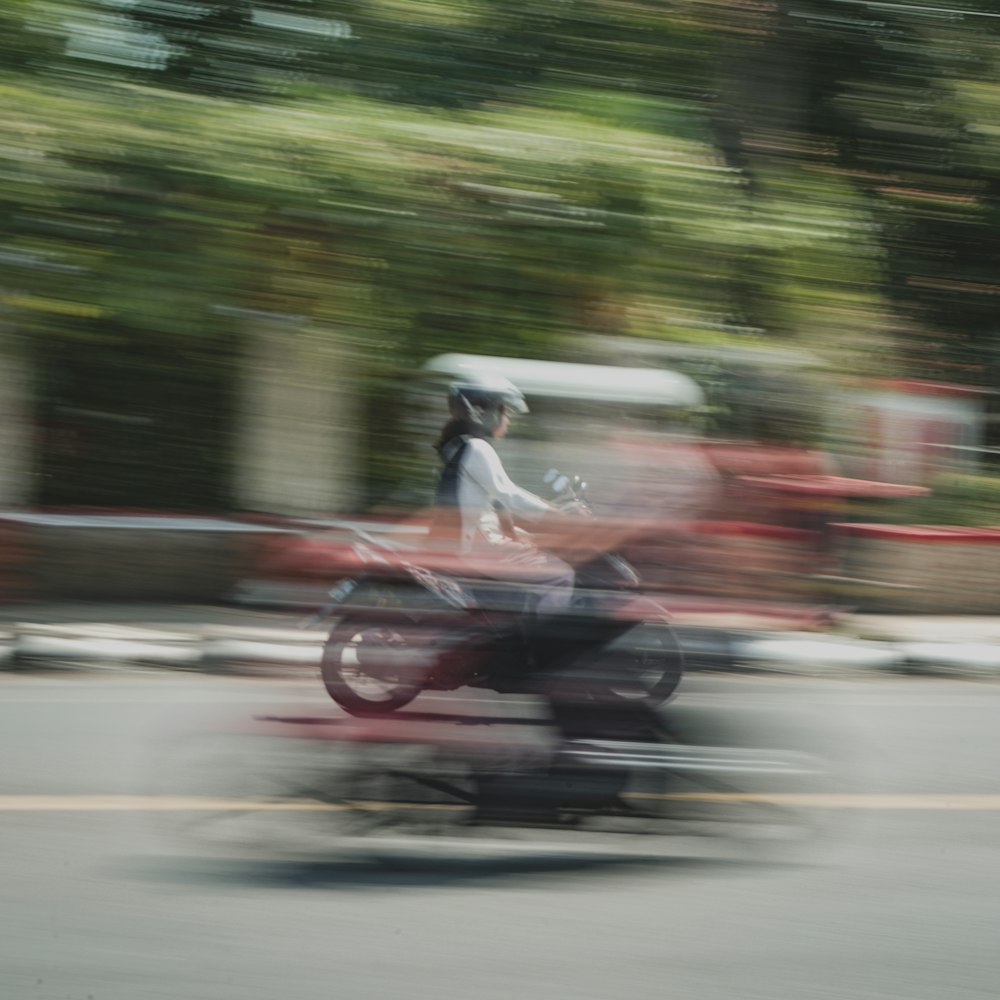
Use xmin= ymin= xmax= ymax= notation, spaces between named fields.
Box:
xmin=123 ymin=850 xmax=799 ymax=891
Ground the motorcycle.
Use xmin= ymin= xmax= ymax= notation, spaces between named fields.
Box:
xmin=310 ymin=470 xmax=685 ymax=718
xmin=156 ymin=475 xmax=827 ymax=864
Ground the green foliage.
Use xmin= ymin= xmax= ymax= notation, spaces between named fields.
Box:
xmin=0 ymin=0 xmax=61 ymax=75
xmin=886 ymin=474 xmax=1000 ymax=528
xmin=5 ymin=0 xmax=1000 ymax=507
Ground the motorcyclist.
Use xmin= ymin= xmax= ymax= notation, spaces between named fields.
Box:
xmin=432 ymin=374 xmax=576 ymax=615
xmin=435 ymin=376 xmax=672 ymax=772
xmin=430 ymin=374 xmax=670 ymax=752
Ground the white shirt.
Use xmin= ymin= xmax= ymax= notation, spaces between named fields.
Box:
xmin=456 ymin=437 xmax=550 ymax=552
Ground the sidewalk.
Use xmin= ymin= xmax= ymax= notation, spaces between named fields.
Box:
xmin=2 ymin=601 xmax=1000 ymax=678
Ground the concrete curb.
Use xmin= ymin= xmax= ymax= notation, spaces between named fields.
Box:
xmin=200 ymin=626 xmax=325 ymax=673
xmin=3 ymin=621 xmax=1000 ymax=679
xmin=11 ymin=624 xmax=205 ymax=669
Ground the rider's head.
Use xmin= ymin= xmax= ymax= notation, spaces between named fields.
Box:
xmin=447 ymin=374 xmax=529 ymax=438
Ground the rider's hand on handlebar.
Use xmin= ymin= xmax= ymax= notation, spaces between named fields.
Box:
xmin=553 ymin=498 xmax=592 ymax=518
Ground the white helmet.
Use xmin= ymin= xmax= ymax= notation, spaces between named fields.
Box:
xmin=448 ymin=373 xmax=529 ymax=434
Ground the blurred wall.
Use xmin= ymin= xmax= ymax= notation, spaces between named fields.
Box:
xmin=0 ymin=326 xmax=33 ymax=506
xmin=235 ymin=319 xmax=357 ymax=517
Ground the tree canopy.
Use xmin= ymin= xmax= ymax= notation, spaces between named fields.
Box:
xmin=3 ymin=0 xmax=1000 ymax=506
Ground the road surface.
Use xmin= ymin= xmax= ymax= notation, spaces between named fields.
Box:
xmin=2 ymin=667 xmax=999 ymax=1000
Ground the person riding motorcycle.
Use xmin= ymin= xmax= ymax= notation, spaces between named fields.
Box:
xmin=319 ymin=371 xmax=680 ymax=744
xmin=431 ymin=374 xmax=670 ymax=748
xmin=432 ymin=374 xmax=576 ymax=615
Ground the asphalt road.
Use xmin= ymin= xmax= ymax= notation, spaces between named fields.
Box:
xmin=2 ymin=668 xmax=1000 ymax=1000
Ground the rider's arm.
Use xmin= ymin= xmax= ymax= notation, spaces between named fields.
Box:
xmin=462 ymin=438 xmax=552 ymax=521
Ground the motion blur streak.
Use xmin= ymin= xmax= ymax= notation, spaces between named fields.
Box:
xmin=3 ymin=5 xmax=1000 ymax=999
xmin=6 ymin=793 xmax=1000 ymax=810
xmin=2 ymin=0 xmax=1000 ymax=526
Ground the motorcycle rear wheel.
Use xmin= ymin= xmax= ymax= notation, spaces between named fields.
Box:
xmin=321 ymin=616 xmax=425 ymax=716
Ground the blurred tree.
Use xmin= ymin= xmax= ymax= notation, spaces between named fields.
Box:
xmin=7 ymin=0 xmax=1000 ymax=507
xmin=704 ymin=0 xmax=1000 ymax=389
xmin=0 ymin=0 xmax=61 ymax=75
xmin=120 ymin=0 xmax=354 ymax=98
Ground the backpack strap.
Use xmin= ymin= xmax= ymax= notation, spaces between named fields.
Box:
xmin=439 ymin=435 xmax=469 ymax=469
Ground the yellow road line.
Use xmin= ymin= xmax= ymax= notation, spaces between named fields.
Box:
xmin=0 ymin=797 xmax=345 ymax=812
xmin=4 ymin=794 xmax=1000 ymax=811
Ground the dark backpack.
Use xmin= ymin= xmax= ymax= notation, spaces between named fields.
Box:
xmin=426 ymin=436 xmax=469 ymax=546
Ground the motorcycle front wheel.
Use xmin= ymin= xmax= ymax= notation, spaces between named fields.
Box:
xmin=596 ymin=622 xmax=685 ymax=706
xmin=321 ymin=617 xmax=427 ymax=716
